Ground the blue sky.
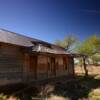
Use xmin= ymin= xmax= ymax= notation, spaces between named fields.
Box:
xmin=0 ymin=0 xmax=99 ymax=43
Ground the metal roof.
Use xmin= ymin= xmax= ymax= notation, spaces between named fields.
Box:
xmin=0 ymin=29 xmax=35 ymax=47
xmin=0 ymin=29 xmax=69 ymax=55
xmin=0 ymin=29 xmax=87 ymax=56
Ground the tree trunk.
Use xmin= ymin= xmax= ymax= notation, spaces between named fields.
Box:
xmin=83 ymin=57 xmax=88 ymax=76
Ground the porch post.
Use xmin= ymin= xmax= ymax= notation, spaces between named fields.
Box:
xmin=72 ymin=57 xmax=75 ymax=75
xmin=34 ymin=56 xmax=37 ymax=80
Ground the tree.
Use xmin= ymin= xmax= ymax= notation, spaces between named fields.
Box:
xmin=55 ymin=35 xmax=77 ymax=51
xmin=76 ymin=35 xmax=100 ymax=76
xmin=77 ymin=35 xmax=100 ymax=64
xmin=89 ymin=35 xmax=100 ymax=54
xmin=91 ymin=54 xmax=100 ymax=65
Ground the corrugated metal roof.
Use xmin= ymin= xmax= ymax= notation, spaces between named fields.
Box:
xmin=0 ymin=29 xmax=35 ymax=47
xmin=0 ymin=29 xmax=68 ymax=55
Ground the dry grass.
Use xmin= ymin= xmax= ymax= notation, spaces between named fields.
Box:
xmin=75 ymin=65 xmax=100 ymax=100
xmin=89 ymin=88 xmax=100 ymax=100
xmin=45 ymin=95 xmax=67 ymax=100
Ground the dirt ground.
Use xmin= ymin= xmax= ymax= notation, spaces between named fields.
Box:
xmin=75 ymin=65 xmax=100 ymax=75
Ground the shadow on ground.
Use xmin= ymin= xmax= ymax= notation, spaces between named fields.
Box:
xmin=0 ymin=75 xmax=100 ymax=100
xmin=53 ymin=75 xmax=100 ymax=100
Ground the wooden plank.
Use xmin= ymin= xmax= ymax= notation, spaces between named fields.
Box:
xmin=0 ymin=44 xmax=23 ymax=81
xmin=23 ymin=53 xmax=30 ymax=81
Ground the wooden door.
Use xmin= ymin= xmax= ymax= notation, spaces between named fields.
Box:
xmin=30 ymin=55 xmax=37 ymax=80
xmin=48 ymin=57 xmax=56 ymax=77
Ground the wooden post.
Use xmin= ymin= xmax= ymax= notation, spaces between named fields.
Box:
xmin=53 ymin=57 xmax=56 ymax=77
xmin=47 ymin=56 xmax=50 ymax=78
xmin=67 ymin=56 xmax=69 ymax=74
xmin=72 ymin=57 xmax=75 ymax=75
xmin=23 ymin=53 xmax=30 ymax=81
xmin=83 ymin=56 xmax=88 ymax=76
xmin=54 ymin=59 xmax=56 ymax=77
xmin=34 ymin=56 xmax=37 ymax=80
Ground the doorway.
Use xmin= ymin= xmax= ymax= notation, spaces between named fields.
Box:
xmin=30 ymin=55 xmax=37 ymax=80
xmin=48 ymin=57 xmax=56 ymax=77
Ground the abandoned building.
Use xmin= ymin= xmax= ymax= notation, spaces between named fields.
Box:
xmin=0 ymin=29 xmax=76 ymax=85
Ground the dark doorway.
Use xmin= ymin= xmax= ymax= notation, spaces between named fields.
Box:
xmin=30 ymin=55 xmax=37 ymax=80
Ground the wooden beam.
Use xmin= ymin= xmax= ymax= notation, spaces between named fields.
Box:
xmin=34 ymin=56 xmax=37 ymax=80
xmin=72 ymin=57 xmax=75 ymax=75
xmin=23 ymin=53 xmax=30 ymax=81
